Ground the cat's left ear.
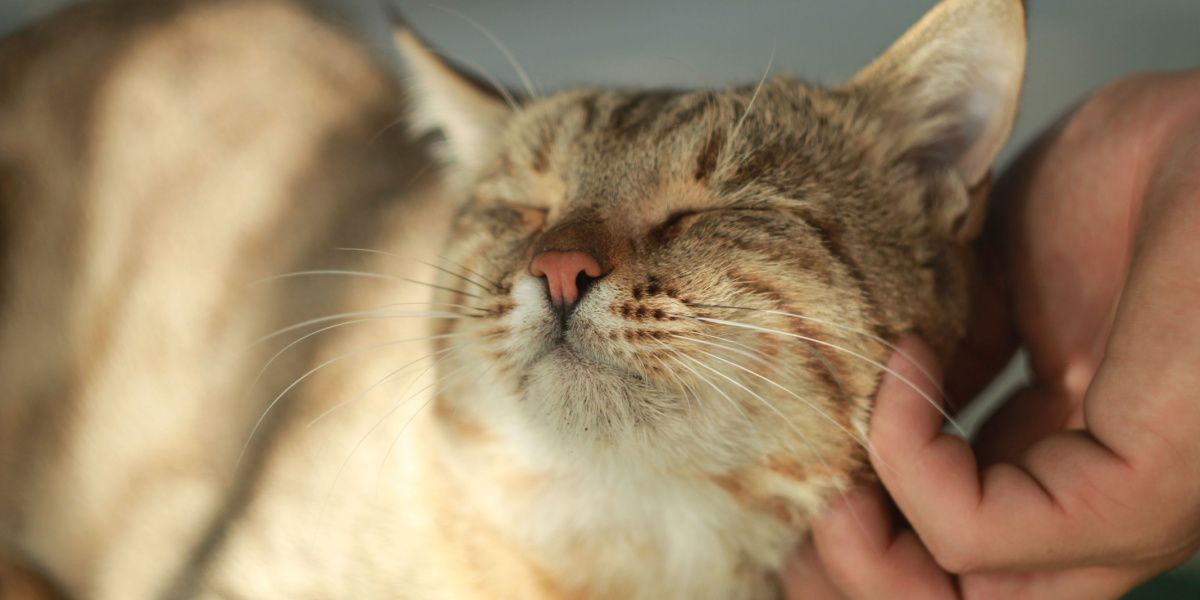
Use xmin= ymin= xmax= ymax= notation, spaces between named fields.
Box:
xmin=847 ymin=0 xmax=1026 ymax=239
xmin=389 ymin=13 xmax=514 ymax=171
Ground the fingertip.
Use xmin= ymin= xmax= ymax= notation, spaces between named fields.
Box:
xmin=781 ymin=543 xmax=844 ymax=600
xmin=811 ymin=485 xmax=894 ymax=586
xmin=865 ymin=338 xmax=991 ymax=571
xmin=811 ymin=484 xmax=957 ymax=599
xmin=812 ymin=484 xmax=891 ymax=555
xmin=870 ymin=335 xmax=948 ymax=461
xmin=883 ymin=335 xmax=943 ymax=402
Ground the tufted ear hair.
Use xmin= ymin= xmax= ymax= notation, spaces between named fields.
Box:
xmin=387 ymin=9 xmax=515 ymax=171
xmin=847 ymin=0 xmax=1026 ymax=238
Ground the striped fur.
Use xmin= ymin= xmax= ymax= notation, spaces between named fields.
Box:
xmin=0 ymin=0 xmax=1024 ymax=598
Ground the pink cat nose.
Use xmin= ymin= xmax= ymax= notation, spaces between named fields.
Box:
xmin=529 ymin=250 xmax=605 ymax=309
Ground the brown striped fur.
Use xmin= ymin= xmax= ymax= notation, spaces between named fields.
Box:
xmin=0 ymin=0 xmax=1025 ymax=598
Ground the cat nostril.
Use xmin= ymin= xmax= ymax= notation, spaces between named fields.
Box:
xmin=529 ymin=250 xmax=606 ymax=315
xmin=575 ymin=270 xmax=599 ymax=301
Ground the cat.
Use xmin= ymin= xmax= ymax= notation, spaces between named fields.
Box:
xmin=0 ymin=0 xmax=1026 ymax=598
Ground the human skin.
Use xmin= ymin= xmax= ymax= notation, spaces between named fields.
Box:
xmin=784 ymin=69 xmax=1200 ymax=599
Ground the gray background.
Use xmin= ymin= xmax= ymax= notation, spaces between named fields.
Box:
xmin=3 ymin=0 xmax=1199 ymax=593
xmin=3 ymin=0 xmax=1198 ymax=160
xmin=5 ymin=0 xmax=1199 ymax=165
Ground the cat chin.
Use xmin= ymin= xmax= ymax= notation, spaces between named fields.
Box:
xmin=520 ymin=345 xmax=681 ymax=438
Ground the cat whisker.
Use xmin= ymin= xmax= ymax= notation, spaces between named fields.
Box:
xmin=690 ymin=303 xmax=874 ymax=436
xmin=255 ymin=269 xmax=397 ymax=284
xmin=399 ymin=278 xmax=482 ymax=298
xmin=246 ymin=313 xmax=472 ymax=408
xmin=436 ymin=253 xmax=505 ymax=291
xmin=373 ymin=360 xmax=498 ymax=486
xmin=686 ymin=310 xmax=861 ymax=431
xmin=316 ymin=348 xmax=477 ymax=530
xmin=676 ymin=348 xmax=848 ymax=480
xmin=418 ymin=260 xmax=499 ymax=295
xmin=672 ymin=331 xmax=864 ymax=457
xmin=688 ymin=302 xmax=949 ymax=403
xmin=433 ymin=52 xmax=522 ymax=111
xmin=672 ymin=313 xmax=966 ymax=437
xmin=252 ymin=303 xmax=484 ymax=347
xmin=334 ymin=247 xmax=499 ymax=295
xmin=351 ymin=359 xmax=455 ymax=482
xmin=687 ymin=329 xmax=769 ymax=357
xmin=730 ymin=45 xmax=775 ymax=142
xmin=660 ymin=349 xmax=754 ymax=427
xmin=674 ymin=351 xmax=871 ymax=537
xmin=428 ymin=5 xmax=538 ymax=100
xmin=647 ymin=352 xmax=698 ymax=411
xmin=384 ymin=160 xmax=438 ymax=191
xmin=314 ymin=350 xmax=469 ymax=532
xmin=369 ymin=114 xmax=408 ymax=143
xmin=306 ymin=344 xmax=463 ymax=429
xmin=370 ymin=393 xmax=435 ymax=486
xmin=256 ymin=269 xmax=482 ymax=299
xmin=334 ymin=246 xmax=400 ymax=259
xmin=676 ymin=348 xmax=810 ymax=445
xmin=674 ymin=336 xmax=883 ymax=469
xmin=235 ymin=332 xmax=469 ymax=472
xmin=674 ymin=331 xmax=772 ymax=366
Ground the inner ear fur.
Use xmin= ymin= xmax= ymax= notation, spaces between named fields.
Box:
xmin=846 ymin=0 xmax=1026 ymax=240
xmin=389 ymin=13 xmax=514 ymax=170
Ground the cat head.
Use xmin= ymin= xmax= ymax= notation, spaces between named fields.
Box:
xmin=394 ymin=0 xmax=1024 ymax=474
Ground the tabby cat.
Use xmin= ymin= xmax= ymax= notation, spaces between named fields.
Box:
xmin=0 ymin=0 xmax=1025 ymax=597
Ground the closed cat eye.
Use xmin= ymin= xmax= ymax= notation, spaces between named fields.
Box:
xmin=0 ymin=0 xmax=1047 ymax=597
xmin=506 ymin=203 xmax=549 ymax=229
xmin=658 ymin=209 xmax=703 ymax=239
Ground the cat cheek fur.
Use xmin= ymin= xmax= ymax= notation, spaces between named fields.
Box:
xmin=402 ymin=2 xmax=1023 ymax=595
xmin=0 ymin=1 xmax=1026 ymax=598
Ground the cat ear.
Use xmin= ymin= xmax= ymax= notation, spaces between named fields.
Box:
xmin=848 ymin=0 xmax=1026 ymax=191
xmin=389 ymin=15 xmax=514 ymax=170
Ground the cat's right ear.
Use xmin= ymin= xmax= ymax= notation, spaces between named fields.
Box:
xmin=388 ymin=10 xmax=514 ymax=170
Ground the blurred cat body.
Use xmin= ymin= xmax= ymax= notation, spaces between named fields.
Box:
xmin=0 ymin=0 xmax=1025 ymax=598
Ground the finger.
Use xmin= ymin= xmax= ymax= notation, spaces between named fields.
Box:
xmin=810 ymin=485 xmax=956 ymax=600
xmin=870 ymin=336 xmax=1037 ymax=571
xmin=872 ymin=336 xmax=1153 ymax=572
xmin=962 ymin=559 xmax=1174 ymax=600
xmin=782 ymin=543 xmax=844 ymax=600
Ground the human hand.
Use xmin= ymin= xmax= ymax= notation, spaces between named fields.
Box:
xmin=785 ymin=70 xmax=1200 ymax=599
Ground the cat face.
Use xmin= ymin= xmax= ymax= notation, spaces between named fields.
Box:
xmin=398 ymin=0 xmax=1024 ymax=473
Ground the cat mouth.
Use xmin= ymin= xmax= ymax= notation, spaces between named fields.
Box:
xmin=534 ymin=338 xmax=650 ymax=385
